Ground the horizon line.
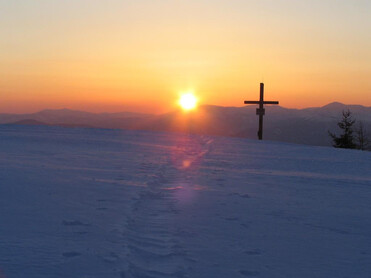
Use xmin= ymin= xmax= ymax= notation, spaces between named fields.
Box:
xmin=1 ymin=101 xmax=370 ymax=116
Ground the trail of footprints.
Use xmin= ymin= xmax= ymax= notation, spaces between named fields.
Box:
xmin=124 ymin=178 xmax=189 ymax=277
xmin=60 ymin=136 xmax=213 ymax=277
xmin=57 ymin=136 xmax=263 ymax=277
xmin=123 ymin=136 xmax=213 ymax=278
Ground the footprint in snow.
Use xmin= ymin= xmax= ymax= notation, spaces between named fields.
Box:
xmin=102 ymin=252 xmax=120 ymax=263
xmin=239 ymin=193 xmax=250 ymax=198
xmin=240 ymin=223 xmax=249 ymax=229
xmin=244 ymin=249 xmax=262 ymax=256
xmin=239 ymin=270 xmax=260 ymax=276
xmin=74 ymin=231 xmax=88 ymax=235
xmin=230 ymin=192 xmax=250 ymax=198
xmin=224 ymin=217 xmax=239 ymax=221
xmin=96 ymin=207 xmax=108 ymax=210
xmin=62 ymin=220 xmax=90 ymax=226
xmin=62 ymin=251 xmax=81 ymax=258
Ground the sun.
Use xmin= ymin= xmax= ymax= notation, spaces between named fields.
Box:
xmin=179 ymin=92 xmax=198 ymax=111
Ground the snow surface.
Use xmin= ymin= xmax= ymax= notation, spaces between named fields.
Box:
xmin=0 ymin=125 xmax=370 ymax=278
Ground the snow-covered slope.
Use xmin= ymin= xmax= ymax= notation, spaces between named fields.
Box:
xmin=0 ymin=126 xmax=370 ymax=278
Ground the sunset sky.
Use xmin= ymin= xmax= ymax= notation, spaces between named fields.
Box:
xmin=1 ymin=0 xmax=370 ymax=114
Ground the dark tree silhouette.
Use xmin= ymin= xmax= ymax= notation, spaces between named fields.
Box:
xmin=356 ymin=121 xmax=370 ymax=151
xmin=329 ymin=110 xmax=356 ymax=149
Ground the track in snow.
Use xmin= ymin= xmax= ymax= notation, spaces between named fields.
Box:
xmin=123 ymin=136 xmax=213 ymax=277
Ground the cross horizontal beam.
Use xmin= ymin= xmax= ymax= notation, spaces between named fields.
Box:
xmin=244 ymin=101 xmax=279 ymax=105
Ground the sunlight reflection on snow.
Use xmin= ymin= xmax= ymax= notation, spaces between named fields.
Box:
xmin=165 ymin=183 xmax=195 ymax=205
xmin=182 ymin=159 xmax=192 ymax=168
xmin=162 ymin=183 xmax=208 ymax=206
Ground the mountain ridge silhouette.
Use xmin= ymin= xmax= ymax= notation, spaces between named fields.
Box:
xmin=1 ymin=102 xmax=370 ymax=147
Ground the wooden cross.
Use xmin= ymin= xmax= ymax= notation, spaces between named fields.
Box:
xmin=244 ymin=83 xmax=279 ymax=140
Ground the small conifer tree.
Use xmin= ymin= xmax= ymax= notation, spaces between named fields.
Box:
xmin=356 ymin=121 xmax=370 ymax=151
xmin=328 ymin=110 xmax=356 ymax=149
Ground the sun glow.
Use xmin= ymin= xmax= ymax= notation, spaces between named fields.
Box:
xmin=179 ymin=92 xmax=198 ymax=111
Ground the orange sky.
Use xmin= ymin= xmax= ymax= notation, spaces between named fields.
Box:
xmin=1 ymin=1 xmax=370 ymax=114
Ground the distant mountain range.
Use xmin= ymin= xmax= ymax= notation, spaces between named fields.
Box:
xmin=1 ymin=102 xmax=371 ymax=147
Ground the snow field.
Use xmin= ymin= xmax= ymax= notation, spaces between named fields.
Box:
xmin=0 ymin=125 xmax=370 ymax=278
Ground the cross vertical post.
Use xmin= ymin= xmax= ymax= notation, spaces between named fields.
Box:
xmin=258 ymin=83 xmax=264 ymax=140
xmin=244 ymin=83 xmax=279 ymax=140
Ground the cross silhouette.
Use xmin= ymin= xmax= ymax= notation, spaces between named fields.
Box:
xmin=244 ymin=83 xmax=279 ymax=140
